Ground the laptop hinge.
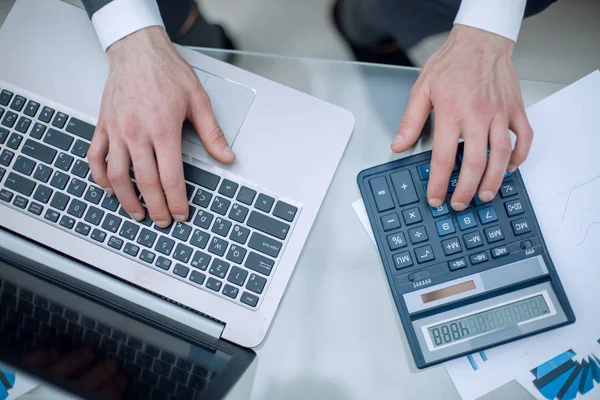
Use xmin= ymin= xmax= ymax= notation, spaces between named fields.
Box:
xmin=0 ymin=228 xmax=225 ymax=341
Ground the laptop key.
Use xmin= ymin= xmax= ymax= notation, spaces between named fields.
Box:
xmin=0 ymin=127 xmax=8 ymax=144
xmin=31 ymin=122 xmax=46 ymax=139
xmin=139 ymin=249 xmax=156 ymax=264
xmin=39 ymin=106 xmax=54 ymax=123
xmin=205 ymin=277 xmax=222 ymax=292
xmin=123 ymin=242 xmax=140 ymax=257
xmin=101 ymin=194 xmax=119 ymax=212
xmin=247 ymin=211 xmax=290 ymax=240
xmin=173 ymin=243 xmax=193 ymax=263
xmin=222 ymin=284 xmax=240 ymax=300
xmin=211 ymin=217 xmax=232 ymax=237
xmin=67 ymin=199 xmax=86 ymax=218
xmin=0 ymin=149 xmax=14 ymax=166
xmin=65 ymin=118 xmax=95 ymax=141
xmin=189 ymin=270 xmax=206 ymax=285
xmin=211 ymin=196 xmax=230 ymax=215
xmin=255 ymin=193 xmax=274 ymax=213
xmin=13 ymin=156 xmax=36 ymax=176
xmin=240 ymin=292 xmax=259 ymax=307
xmin=50 ymin=170 xmax=69 ymax=190
xmin=155 ymin=235 xmax=175 ymax=255
xmin=155 ymin=256 xmax=172 ymax=270
xmin=52 ymin=112 xmax=68 ymax=129
xmin=172 ymin=222 xmax=192 ymax=241
xmin=190 ymin=229 xmax=209 ymax=249
xmin=273 ymin=201 xmax=297 ymax=222
xmin=32 ymin=185 xmax=52 ymax=204
xmin=84 ymin=186 xmax=104 ymax=204
xmin=59 ymin=215 xmax=75 ymax=230
xmin=44 ymin=128 xmax=73 ymax=151
xmin=22 ymin=139 xmax=57 ymax=164
xmin=248 ymin=232 xmax=282 ymax=258
xmin=54 ymin=152 xmax=74 ymax=171
xmin=137 ymin=228 xmax=158 ymax=248
xmin=5 ymin=172 xmax=36 ymax=196
xmin=173 ymin=264 xmax=190 ymax=278
xmin=90 ymin=229 xmax=107 ymax=243
xmin=13 ymin=195 xmax=28 ymax=209
xmin=15 ymin=116 xmax=31 ymax=134
xmin=108 ymin=236 xmax=124 ymax=250
xmin=246 ymin=274 xmax=267 ymax=294
xmin=1 ymin=110 xmax=17 ymax=128
xmin=191 ymin=251 xmax=211 ymax=270
xmin=244 ymin=252 xmax=274 ymax=276
xmin=9 ymin=95 xmax=26 ymax=112
xmin=208 ymin=237 xmax=227 ymax=257
xmin=0 ymin=90 xmax=13 ymax=106
xmin=27 ymin=202 xmax=43 ymax=216
xmin=24 ymin=100 xmax=39 ymax=117
xmin=7 ymin=132 xmax=23 ymax=150
xmin=66 ymin=178 xmax=86 ymax=197
xmin=209 ymin=259 xmax=230 ymax=279
xmin=229 ymin=203 xmax=249 ymax=223
xmin=50 ymin=191 xmax=70 ymax=211
xmin=226 ymin=244 xmax=246 ymax=264
xmin=193 ymin=210 xmax=213 ymax=229
xmin=33 ymin=164 xmax=53 ymax=183
xmin=120 ymin=221 xmax=139 ymax=241
xmin=70 ymin=139 xmax=90 ymax=158
xmin=227 ymin=266 xmax=248 ymax=286
xmin=44 ymin=209 xmax=60 ymax=223
xmin=75 ymin=222 xmax=91 ymax=236
xmin=192 ymin=188 xmax=212 ymax=208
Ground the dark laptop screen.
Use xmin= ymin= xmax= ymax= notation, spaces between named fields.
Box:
xmin=0 ymin=247 xmax=254 ymax=400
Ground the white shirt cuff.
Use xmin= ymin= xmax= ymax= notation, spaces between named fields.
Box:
xmin=454 ymin=0 xmax=527 ymax=42
xmin=91 ymin=0 xmax=165 ymax=52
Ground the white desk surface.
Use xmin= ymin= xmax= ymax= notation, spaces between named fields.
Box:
xmin=196 ymin=50 xmax=565 ymax=400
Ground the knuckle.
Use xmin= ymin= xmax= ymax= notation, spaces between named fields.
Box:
xmin=107 ymin=168 xmax=130 ymax=187
xmin=494 ymin=142 xmax=512 ymax=159
xmin=463 ymin=153 xmax=487 ymax=171
xmin=433 ymin=152 xmax=455 ymax=169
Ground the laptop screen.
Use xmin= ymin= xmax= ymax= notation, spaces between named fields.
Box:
xmin=0 ymin=246 xmax=255 ymax=400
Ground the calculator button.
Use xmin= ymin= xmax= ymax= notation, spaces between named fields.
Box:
xmin=500 ymin=181 xmax=518 ymax=198
xmin=484 ymin=225 xmax=504 ymax=243
xmin=449 ymin=258 xmax=467 ymax=271
xmin=491 ymin=246 xmax=509 ymax=258
xmin=390 ymin=170 xmax=419 ymax=206
xmin=417 ymin=164 xmax=430 ymax=180
xmin=463 ymin=231 xmax=484 ymax=249
xmin=393 ymin=251 xmax=413 ymax=270
xmin=447 ymin=175 xmax=459 ymax=193
xmin=430 ymin=202 xmax=450 ymax=218
xmin=511 ymin=218 xmax=532 ymax=235
xmin=442 ymin=237 xmax=462 ymax=256
xmin=457 ymin=212 xmax=477 ymax=230
xmin=369 ymin=177 xmax=394 ymax=212
xmin=402 ymin=207 xmax=422 ymax=225
xmin=408 ymin=226 xmax=428 ymax=244
xmin=470 ymin=252 xmax=488 ymax=264
xmin=414 ymin=245 xmax=435 ymax=263
xmin=473 ymin=194 xmax=490 ymax=206
xmin=381 ymin=213 xmax=401 ymax=231
xmin=478 ymin=206 xmax=498 ymax=225
xmin=387 ymin=232 xmax=407 ymax=250
xmin=504 ymin=199 xmax=524 ymax=217
xmin=435 ymin=218 xmax=455 ymax=236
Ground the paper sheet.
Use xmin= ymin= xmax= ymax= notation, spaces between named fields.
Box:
xmin=353 ymin=70 xmax=600 ymax=399
xmin=0 ymin=363 xmax=39 ymax=399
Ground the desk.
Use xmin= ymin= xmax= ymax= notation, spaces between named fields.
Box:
xmin=189 ymin=48 xmax=565 ymax=400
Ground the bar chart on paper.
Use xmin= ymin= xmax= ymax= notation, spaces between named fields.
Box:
xmin=0 ymin=367 xmax=15 ymax=400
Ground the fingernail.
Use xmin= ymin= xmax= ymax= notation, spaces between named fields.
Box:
xmin=104 ymin=187 xmax=114 ymax=195
xmin=429 ymin=198 xmax=443 ymax=207
xmin=451 ymin=202 xmax=467 ymax=211
xmin=224 ymin=148 xmax=235 ymax=160
xmin=392 ymin=136 xmax=403 ymax=145
xmin=507 ymin=165 xmax=517 ymax=173
xmin=173 ymin=214 xmax=186 ymax=222
xmin=480 ymin=191 xmax=495 ymax=202
xmin=155 ymin=220 xmax=171 ymax=228
xmin=131 ymin=212 xmax=145 ymax=221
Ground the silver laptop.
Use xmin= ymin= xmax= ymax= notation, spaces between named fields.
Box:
xmin=0 ymin=0 xmax=354 ymax=397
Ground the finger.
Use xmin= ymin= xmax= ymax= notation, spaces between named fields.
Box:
xmin=100 ymin=375 xmax=128 ymax=399
xmin=427 ymin=113 xmax=460 ymax=207
xmin=130 ymin=143 xmax=172 ymax=227
xmin=189 ymin=87 xmax=235 ymax=164
xmin=78 ymin=359 xmax=119 ymax=390
xmin=49 ymin=348 xmax=95 ymax=378
xmin=107 ymin=137 xmax=145 ymax=220
xmin=24 ymin=348 xmax=59 ymax=367
xmin=391 ymin=83 xmax=433 ymax=153
xmin=451 ymin=124 xmax=489 ymax=210
xmin=508 ymin=106 xmax=534 ymax=172
xmin=154 ymin=135 xmax=189 ymax=222
xmin=478 ymin=115 xmax=511 ymax=201
xmin=88 ymin=127 xmax=112 ymax=194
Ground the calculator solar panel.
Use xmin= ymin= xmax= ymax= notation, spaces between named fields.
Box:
xmin=357 ymin=143 xmax=575 ymax=368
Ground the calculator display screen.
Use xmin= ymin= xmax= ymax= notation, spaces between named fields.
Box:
xmin=427 ymin=295 xmax=550 ymax=348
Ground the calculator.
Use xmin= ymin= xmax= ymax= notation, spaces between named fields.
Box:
xmin=357 ymin=143 xmax=575 ymax=368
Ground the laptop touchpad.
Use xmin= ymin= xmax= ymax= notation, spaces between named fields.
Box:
xmin=182 ymin=68 xmax=256 ymax=148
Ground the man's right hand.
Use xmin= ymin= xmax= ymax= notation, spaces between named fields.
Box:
xmin=88 ymin=26 xmax=235 ymax=228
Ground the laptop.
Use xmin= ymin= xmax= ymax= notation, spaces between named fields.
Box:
xmin=0 ymin=0 xmax=354 ymax=397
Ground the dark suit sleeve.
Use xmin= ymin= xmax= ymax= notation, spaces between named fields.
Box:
xmin=81 ymin=0 xmax=113 ymax=19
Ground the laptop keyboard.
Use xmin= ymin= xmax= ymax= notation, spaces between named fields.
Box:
xmin=0 ymin=278 xmax=211 ymax=400
xmin=0 ymin=83 xmax=300 ymax=311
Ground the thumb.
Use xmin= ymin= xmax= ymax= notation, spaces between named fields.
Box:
xmin=391 ymin=84 xmax=432 ymax=153
xmin=189 ymin=87 xmax=235 ymax=164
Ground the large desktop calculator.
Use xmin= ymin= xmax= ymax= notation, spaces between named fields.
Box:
xmin=357 ymin=143 xmax=575 ymax=368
